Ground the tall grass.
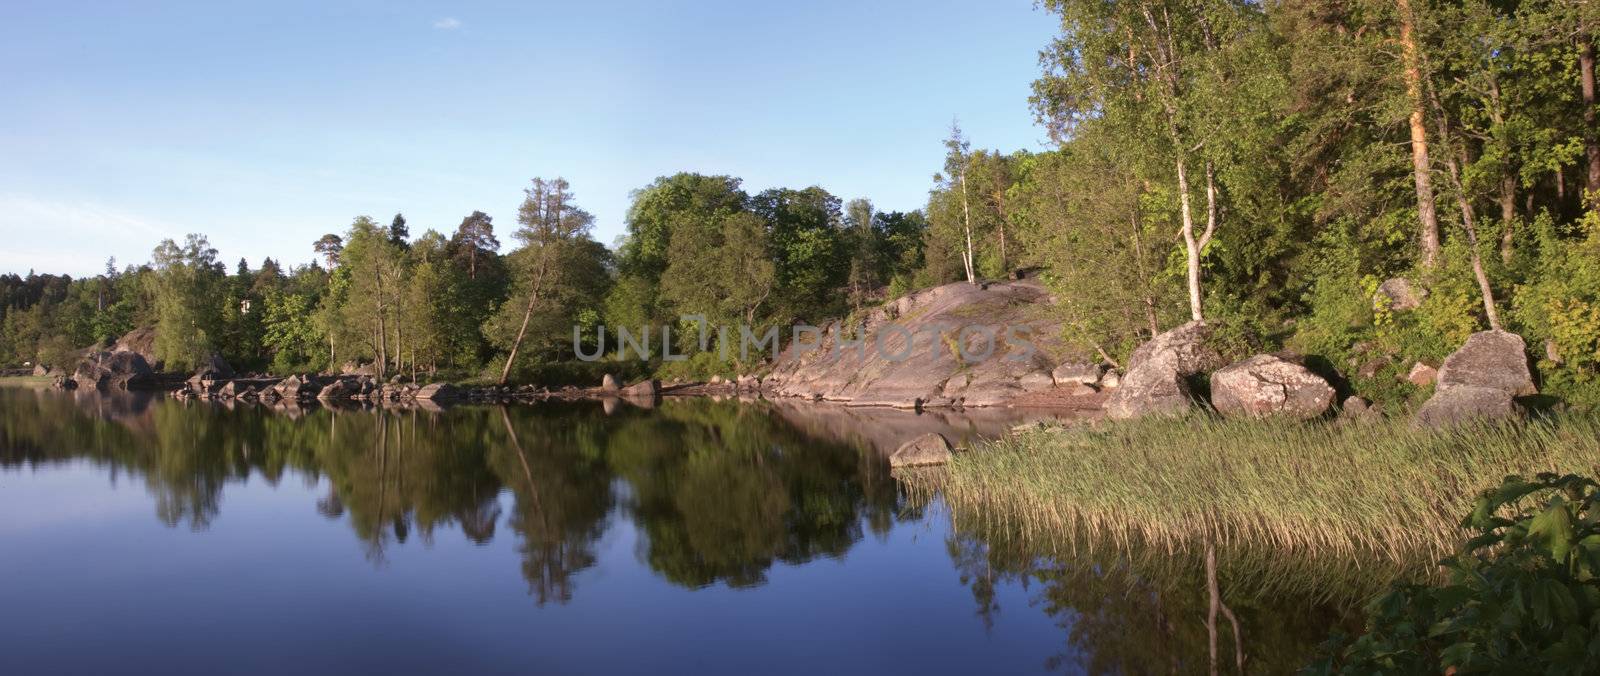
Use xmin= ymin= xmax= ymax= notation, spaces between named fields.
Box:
xmin=916 ymin=415 xmax=1600 ymax=569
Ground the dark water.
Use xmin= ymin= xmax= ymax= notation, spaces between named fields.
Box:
xmin=0 ymin=388 xmax=1354 ymax=674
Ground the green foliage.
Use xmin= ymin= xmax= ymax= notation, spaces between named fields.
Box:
xmin=1312 ymin=473 xmax=1600 ymax=674
xmin=146 ymin=234 xmax=224 ymax=371
xmin=262 ymin=291 xmax=323 ymax=373
xmin=1512 ymin=212 xmax=1600 ymax=408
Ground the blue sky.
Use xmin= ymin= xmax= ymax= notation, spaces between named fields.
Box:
xmin=0 ymin=1 xmax=1058 ymax=277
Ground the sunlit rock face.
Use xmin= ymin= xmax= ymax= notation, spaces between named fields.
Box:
xmin=766 ymin=279 xmax=1073 ymax=409
xmin=1210 ymin=354 xmax=1335 ymax=420
xmin=1103 ymin=320 xmax=1222 ymax=420
xmin=1415 ymin=330 xmax=1536 ymax=428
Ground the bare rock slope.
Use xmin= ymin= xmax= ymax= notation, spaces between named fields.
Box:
xmin=765 ymin=279 xmax=1080 ymax=408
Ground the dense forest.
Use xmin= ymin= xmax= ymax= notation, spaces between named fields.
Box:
xmin=3 ymin=0 xmax=1599 ymax=406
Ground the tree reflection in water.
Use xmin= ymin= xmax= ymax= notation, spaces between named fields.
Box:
xmin=1 ymin=387 xmax=1388 ymax=669
xmin=938 ymin=515 xmax=1386 ymax=674
xmin=0 ymin=389 xmax=907 ymax=604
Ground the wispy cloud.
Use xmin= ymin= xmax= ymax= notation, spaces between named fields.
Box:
xmin=0 ymin=194 xmax=180 ymax=275
xmin=433 ymin=17 xmax=461 ymax=30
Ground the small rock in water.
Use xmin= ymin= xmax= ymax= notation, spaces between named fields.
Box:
xmin=889 ymin=433 xmax=955 ymax=468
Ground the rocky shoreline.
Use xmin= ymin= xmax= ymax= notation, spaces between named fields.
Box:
xmin=43 ymin=279 xmax=1542 ymax=433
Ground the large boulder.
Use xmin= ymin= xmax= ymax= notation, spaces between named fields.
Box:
xmin=317 ymin=379 xmax=361 ymax=400
xmin=1125 ymin=320 xmax=1223 ymax=376
xmin=272 ymin=375 xmax=321 ymax=400
xmin=601 ymin=374 xmax=620 ymax=391
xmin=1416 ymin=385 xmax=1519 ymax=428
xmin=1434 ymin=330 xmax=1536 ymax=396
xmin=1103 ymin=321 xmax=1222 ymax=420
xmin=112 ymin=326 xmax=162 ymax=370
xmin=1104 ymin=367 xmax=1193 ymax=419
xmin=889 ymin=433 xmax=955 ymax=468
xmin=415 ymin=382 xmax=461 ymax=402
xmin=1415 ymin=330 xmax=1535 ymax=428
xmin=1209 ymin=354 xmax=1335 ymax=420
xmin=73 ymin=351 xmax=156 ymax=390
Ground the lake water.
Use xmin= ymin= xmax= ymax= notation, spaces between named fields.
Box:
xmin=0 ymin=387 xmax=1355 ymax=674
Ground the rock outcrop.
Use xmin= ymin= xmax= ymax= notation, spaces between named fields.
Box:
xmin=1210 ymin=354 xmax=1334 ymax=420
xmin=1415 ymin=330 xmax=1535 ymax=428
xmin=765 ymin=279 xmax=1069 ymax=408
xmin=112 ymin=326 xmax=162 ymax=370
xmin=1103 ymin=321 xmax=1222 ymax=420
xmin=73 ymin=351 xmax=156 ymax=390
xmin=888 ymin=432 xmax=955 ymax=468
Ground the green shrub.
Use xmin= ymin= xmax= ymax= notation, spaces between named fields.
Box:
xmin=1311 ymin=473 xmax=1600 ymax=674
xmin=1511 ymin=212 xmax=1600 ymax=410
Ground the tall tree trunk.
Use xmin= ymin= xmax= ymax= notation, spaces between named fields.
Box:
xmin=1499 ymin=173 xmax=1517 ymax=264
xmin=1398 ymin=0 xmax=1442 ymax=268
xmin=374 ymin=268 xmax=387 ymax=380
xmin=1171 ymin=155 xmax=1203 ymax=321
xmin=959 ymin=171 xmax=976 ymax=284
xmin=1432 ymin=106 xmax=1504 ymax=331
xmin=1582 ymin=40 xmax=1599 ymax=203
xmin=499 ymin=259 xmax=548 ymax=385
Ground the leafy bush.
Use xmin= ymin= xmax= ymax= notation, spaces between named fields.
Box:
xmin=1511 ymin=212 xmax=1600 ymax=410
xmin=1311 ymin=473 xmax=1600 ymax=674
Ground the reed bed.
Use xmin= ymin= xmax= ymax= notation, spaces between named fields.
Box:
xmin=921 ymin=415 xmax=1600 ymax=568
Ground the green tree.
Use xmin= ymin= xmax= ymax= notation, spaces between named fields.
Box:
xmin=493 ymin=177 xmax=604 ymax=383
xmin=146 ymin=234 xmax=224 ymax=371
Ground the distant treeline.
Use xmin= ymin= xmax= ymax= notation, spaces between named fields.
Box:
xmin=4 ymin=0 xmax=1600 ymax=407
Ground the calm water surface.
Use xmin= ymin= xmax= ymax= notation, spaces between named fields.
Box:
xmin=0 ymin=388 xmax=1352 ymax=674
